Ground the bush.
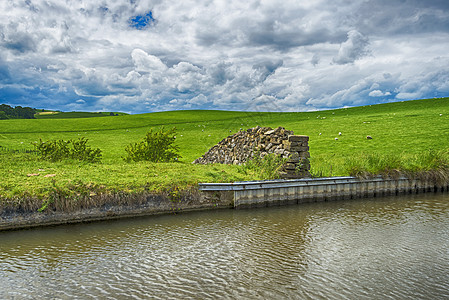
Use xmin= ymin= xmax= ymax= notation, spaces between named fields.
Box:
xmin=33 ymin=137 xmax=102 ymax=163
xmin=124 ymin=127 xmax=181 ymax=162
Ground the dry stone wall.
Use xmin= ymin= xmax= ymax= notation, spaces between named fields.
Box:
xmin=193 ymin=126 xmax=311 ymax=179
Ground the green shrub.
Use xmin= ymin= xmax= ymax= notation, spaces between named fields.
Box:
xmin=124 ymin=127 xmax=181 ymax=162
xmin=33 ymin=137 xmax=102 ymax=163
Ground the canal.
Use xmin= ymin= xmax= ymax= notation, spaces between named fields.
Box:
xmin=1 ymin=193 xmax=448 ymax=299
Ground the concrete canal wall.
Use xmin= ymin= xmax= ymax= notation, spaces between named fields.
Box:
xmin=199 ymin=176 xmax=449 ymax=208
xmin=2 ymin=176 xmax=448 ymax=231
xmin=0 ymin=192 xmax=233 ymax=231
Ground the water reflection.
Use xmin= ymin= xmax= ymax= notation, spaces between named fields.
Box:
xmin=1 ymin=193 xmax=448 ymax=299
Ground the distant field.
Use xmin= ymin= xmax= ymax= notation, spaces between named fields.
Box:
xmin=35 ymin=111 xmax=59 ymax=115
xmin=0 ymin=97 xmax=448 ymax=201
xmin=34 ymin=111 xmax=128 ymax=119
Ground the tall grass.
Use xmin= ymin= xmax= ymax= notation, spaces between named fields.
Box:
xmin=238 ymin=153 xmax=287 ymax=180
xmin=343 ymin=150 xmax=449 ymax=184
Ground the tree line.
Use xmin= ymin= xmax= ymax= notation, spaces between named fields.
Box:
xmin=0 ymin=104 xmax=37 ymax=119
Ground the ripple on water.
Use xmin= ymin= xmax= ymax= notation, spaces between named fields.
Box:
xmin=1 ymin=193 xmax=448 ymax=299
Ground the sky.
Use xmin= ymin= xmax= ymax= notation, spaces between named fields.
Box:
xmin=0 ymin=0 xmax=448 ymax=114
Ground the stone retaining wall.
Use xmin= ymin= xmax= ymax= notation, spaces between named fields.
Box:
xmin=193 ymin=126 xmax=311 ymax=178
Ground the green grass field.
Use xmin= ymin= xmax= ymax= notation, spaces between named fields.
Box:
xmin=1 ymin=97 xmax=448 ymax=203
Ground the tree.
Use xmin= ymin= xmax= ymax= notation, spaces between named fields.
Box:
xmin=0 ymin=111 xmax=8 ymax=120
xmin=0 ymin=104 xmax=36 ymax=119
xmin=15 ymin=106 xmax=36 ymax=119
xmin=0 ymin=104 xmax=13 ymax=116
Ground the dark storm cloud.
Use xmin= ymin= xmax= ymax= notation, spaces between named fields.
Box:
xmin=207 ymin=62 xmax=235 ymax=85
xmin=0 ymin=0 xmax=447 ymax=113
xmin=252 ymin=60 xmax=283 ymax=82
xmin=1 ymin=29 xmax=37 ymax=53
xmin=354 ymin=0 xmax=449 ymax=36
xmin=0 ymin=56 xmax=11 ymax=81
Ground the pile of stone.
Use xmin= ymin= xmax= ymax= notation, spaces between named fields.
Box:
xmin=193 ymin=126 xmax=310 ymax=179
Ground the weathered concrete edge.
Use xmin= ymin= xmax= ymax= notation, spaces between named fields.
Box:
xmin=0 ymin=192 xmax=233 ymax=231
xmin=199 ymin=176 xmax=449 ymax=208
xmin=0 ymin=204 xmax=230 ymax=231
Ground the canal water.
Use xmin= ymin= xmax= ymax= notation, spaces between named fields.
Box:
xmin=1 ymin=193 xmax=448 ymax=299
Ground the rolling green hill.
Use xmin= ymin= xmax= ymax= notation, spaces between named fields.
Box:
xmin=0 ymin=97 xmax=448 ymax=201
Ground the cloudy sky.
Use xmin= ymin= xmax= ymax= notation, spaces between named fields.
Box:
xmin=1 ymin=0 xmax=448 ymax=113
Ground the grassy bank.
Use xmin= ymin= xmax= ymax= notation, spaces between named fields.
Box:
xmin=1 ymin=97 xmax=448 ymax=211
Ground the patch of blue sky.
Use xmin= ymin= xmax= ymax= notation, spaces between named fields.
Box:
xmin=129 ymin=11 xmax=155 ymax=30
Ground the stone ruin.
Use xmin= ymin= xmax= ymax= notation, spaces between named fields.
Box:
xmin=193 ymin=126 xmax=311 ymax=179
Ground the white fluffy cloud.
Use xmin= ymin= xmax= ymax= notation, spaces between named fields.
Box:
xmin=369 ymin=90 xmax=391 ymax=97
xmin=0 ymin=0 xmax=448 ymax=113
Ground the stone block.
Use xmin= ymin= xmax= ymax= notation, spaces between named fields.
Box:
xmin=287 ymin=157 xmax=300 ymax=163
xmin=270 ymin=137 xmax=281 ymax=144
xmin=284 ymin=163 xmax=297 ymax=170
xmin=280 ymin=172 xmax=301 ymax=179
xmin=285 ymin=145 xmax=309 ymax=152
xmin=289 ymin=152 xmax=300 ymax=159
xmin=287 ymin=152 xmax=300 ymax=163
xmin=288 ymin=135 xmax=309 ymax=142
xmin=274 ymin=148 xmax=285 ymax=155
xmin=299 ymin=151 xmax=310 ymax=158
